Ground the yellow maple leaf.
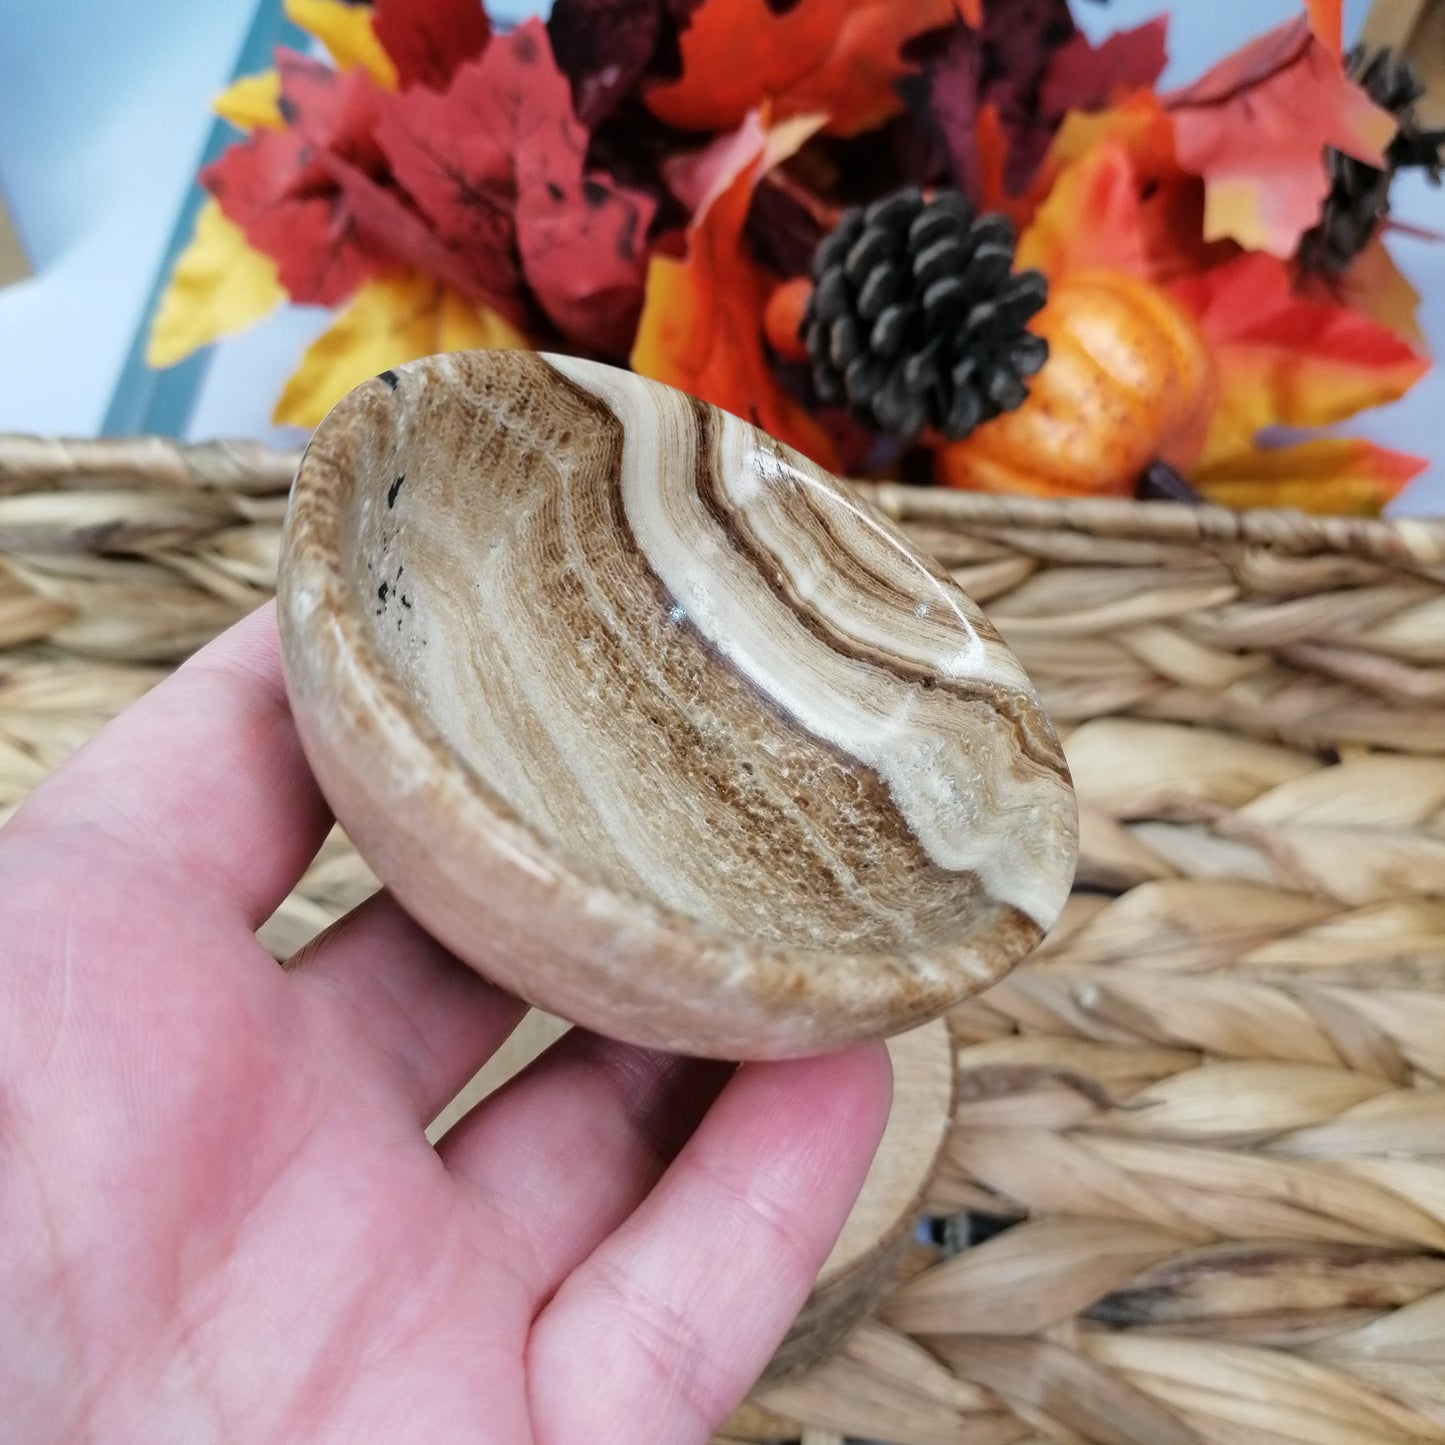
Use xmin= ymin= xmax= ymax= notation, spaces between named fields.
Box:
xmin=285 ymin=0 xmax=398 ymax=87
xmin=214 ymin=70 xmax=283 ymax=130
xmin=146 ymin=200 xmax=286 ymax=368
xmin=274 ymin=274 xmax=527 ymax=428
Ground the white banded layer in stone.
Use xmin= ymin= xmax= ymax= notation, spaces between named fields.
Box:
xmin=278 ymin=351 xmax=1078 ymax=1058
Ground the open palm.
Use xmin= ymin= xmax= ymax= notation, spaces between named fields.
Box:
xmin=0 ymin=606 xmax=890 ymax=1444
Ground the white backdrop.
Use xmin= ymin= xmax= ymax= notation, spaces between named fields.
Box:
xmin=3 ymin=0 xmax=1439 ymax=511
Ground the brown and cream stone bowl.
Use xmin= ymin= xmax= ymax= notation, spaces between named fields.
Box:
xmin=277 ymin=350 xmax=1077 ymax=1059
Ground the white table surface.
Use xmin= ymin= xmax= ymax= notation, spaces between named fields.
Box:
xmin=2 ymin=0 xmax=1440 ymax=512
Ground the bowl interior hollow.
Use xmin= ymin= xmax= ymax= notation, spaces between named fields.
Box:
xmin=321 ymin=351 xmax=1076 ymax=965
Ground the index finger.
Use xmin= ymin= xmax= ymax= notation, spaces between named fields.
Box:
xmin=13 ymin=603 xmax=332 ymax=929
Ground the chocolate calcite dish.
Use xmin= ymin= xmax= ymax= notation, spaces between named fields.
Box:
xmin=278 ymin=351 xmax=1077 ymax=1058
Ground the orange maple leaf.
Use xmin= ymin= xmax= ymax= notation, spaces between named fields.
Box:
xmin=632 ymin=113 xmax=840 ymax=470
xmin=1016 ymin=142 xmax=1151 ymax=279
xmin=972 ymin=102 xmax=1013 ymax=218
xmin=1166 ymin=17 xmax=1394 ymax=257
xmin=1300 ymin=235 xmax=1425 ymax=350
xmin=1018 ymin=104 xmax=1236 ymax=287
xmin=1169 ymin=250 xmax=1428 ymax=472
xmin=1191 ymin=437 xmax=1424 ymax=516
xmin=646 ymin=0 xmax=957 ymax=138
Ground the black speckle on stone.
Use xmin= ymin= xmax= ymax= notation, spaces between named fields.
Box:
xmin=377 ymin=369 xmax=400 ymax=390
xmin=582 ymin=178 xmax=609 ymax=208
xmin=378 ymin=581 xmax=389 ymax=603
xmin=546 ymin=180 xmax=564 ymax=203
xmin=401 ymin=594 xmax=412 ymax=609
xmin=387 ymin=473 xmax=405 ymax=507
xmin=921 ymin=675 xmax=936 ymax=689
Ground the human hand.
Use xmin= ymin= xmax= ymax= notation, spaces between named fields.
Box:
xmin=0 ymin=605 xmax=891 ymax=1444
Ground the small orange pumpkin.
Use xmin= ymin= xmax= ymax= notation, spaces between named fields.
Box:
xmin=935 ymin=270 xmax=1218 ymax=497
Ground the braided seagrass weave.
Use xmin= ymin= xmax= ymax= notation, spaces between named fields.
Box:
xmin=2 ymin=432 xmax=1444 ymax=1443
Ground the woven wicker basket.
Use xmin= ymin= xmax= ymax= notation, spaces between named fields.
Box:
xmin=4 ymin=434 xmax=1445 ymax=1445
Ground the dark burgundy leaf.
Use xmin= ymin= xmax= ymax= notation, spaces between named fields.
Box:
xmin=549 ymin=0 xmax=663 ymax=126
xmin=1040 ymin=18 xmax=1169 ymax=117
xmin=901 ymin=0 xmax=1169 ymax=202
xmin=899 ymin=23 xmax=987 ymax=200
xmin=548 ymin=0 xmax=706 ymax=127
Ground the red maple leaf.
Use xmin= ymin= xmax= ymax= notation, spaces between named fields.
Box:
xmin=376 ymin=19 xmax=656 ymax=353
xmin=1166 ymin=17 xmax=1395 ymax=257
xmin=324 ymin=154 xmax=530 ymax=324
xmin=202 ymin=52 xmax=391 ymax=306
xmin=515 ymin=129 xmax=657 ymax=356
xmin=372 ymin=33 xmax=534 ymax=302
xmin=372 ymin=0 xmax=490 ymax=92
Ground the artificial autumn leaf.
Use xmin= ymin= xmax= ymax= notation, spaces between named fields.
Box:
xmin=1169 ymin=251 xmax=1428 ymax=467
xmin=203 ymin=55 xmax=390 ymax=306
xmin=284 ymin=0 xmax=397 ymax=88
xmin=1191 ymin=437 xmax=1423 ymax=515
xmin=549 ymin=0 xmax=704 ymax=127
xmin=372 ymin=0 xmax=489 ymax=92
xmin=904 ymin=20 xmax=984 ymax=200
xmin=324 ymin=153 xmax=525 ymax=319
xmin=646 ymin=0 xmax=957 ymax=138
xmin=376 ymin=19 xmax=655 ymax=351
xmin=275 ymin=273 xmax=526 ymax=428
xmin=273 ymin=49 xmax=386 ymax=160
xmin=515 ymin=136 xmax=657 ymax=355
xmin=1307 ymin=234 xmax=1426 ymax=349
xmin=1166 ymin=17 xmax=1395 ymax=257
xmin=204 ymin=128 xmax=382 ymax=305
xmin=1039 ymin=19 xmax=1169 ymax=118
xmin=1016 ymin=141 xmax=1150 ymax=278
xmin=1306 ymin=0 xmax=1343 ymax=58
xmin=1027 ymin=93 xmax=1237 ymax=283
xmin=372 ymin=26 xmax=542 ymax=309
xmin=214 ymin=71 xmax=283 ymax=131
xmin=146 ymin=200 xmax=285 ymax=368
xmin=972 ymin=102 xmax=1012 ymax=216
xmin=633 ymin=112 xmax=840 ymax=468
xmin=1041 ymin=88 xmax=1181 ymax=180
xmin=902 ymin=0 xmax=1086 ymax=202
